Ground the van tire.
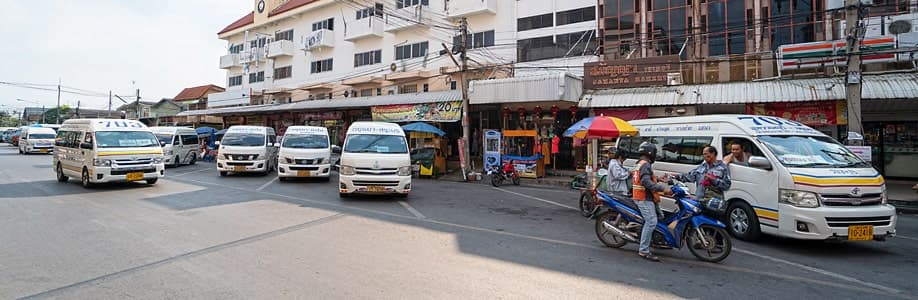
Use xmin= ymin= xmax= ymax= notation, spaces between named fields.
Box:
xmin=146 ymin=178 xmax=158 ymax=185
xmin=56 ymin=163 xmax=69 ymax=183
xmin=727 ymin=201 xmax=761 ymax=241
xmin=173 ymin=156 xmax=181 ymax=167
xmin=81 ymin=168 xmax=94 ymax=189
xmin=189 ymin=154 xmax=196 ymax=165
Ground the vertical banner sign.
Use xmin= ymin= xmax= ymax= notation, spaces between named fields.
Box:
xmin=483 ymin=130 xmax=501 ymax=172
xmin=458 ymin=138 xmax=467 ymax=180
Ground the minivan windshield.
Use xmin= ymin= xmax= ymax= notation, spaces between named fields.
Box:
xmin=29 ymin=134 xmax=56 ymax=139
xmin=155 ymin=134 xmax=174 ymax=144
xmin=283 ymin=134 xmax=328 ymax=149
xmin=758 ymin=135 xmax=870 ymax=168
xmin=222 ymin=133 xmax=266 ymax=146
xmin=344 ymin=134 xmax=408 ymax=154
xmin=95 ymin=131 xmax=160 ymax=148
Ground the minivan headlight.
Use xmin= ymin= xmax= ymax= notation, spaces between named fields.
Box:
xmin=93 ymin=158 xmax=112 ymax=167
xmin=340 ymin=166 xmax=355 ymax=175
xmin=398 ymin=166 xmax=411 ymax=176
xmin=881 ymin=189 xmax=888 ymax=205
xmin=283 ymin=156 xmax=294 ymax=164
xmin=152 ymin=157 xmax=164 ymax=164
xmin=779 ymin=189 xmax=820 ymax=208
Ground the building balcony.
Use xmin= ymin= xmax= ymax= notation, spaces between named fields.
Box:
xmin=344 ymin=17 xmax=384 ymax=41
xmin=266 ymin=40 xmax=295 ymax=58
xmin=304 ymin=29 xmax=335 ymax=51
xmin=219 ymin=53 xmax=240 ymax=69
xmin=447 ymin=0 xmax=497 ymax=18
xmin=239 ymin=48 xmax=265 ymax=65
xmin=385 ymin=5 xmax=431 ymax=32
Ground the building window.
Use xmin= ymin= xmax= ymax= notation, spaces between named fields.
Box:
xmin=274 ymin=66 xmax=292 ymax=80
xmin=229 ymin=44 xmax=244 ymax=54
xmin=360 ymin=88 xmax=374 ymax=97
xmin=450 ymin=80 xmax=457 ymax=90
xmin=395 ymin=41 xmax=428 ymax=60
xmin=354 ymin=49 xmax=383 ymax=67
xmin=422 ymin=83 xmax=429 ymax=92
xmin=453 ymin=30 xmax=495 ymax=49
xmin=399 ymin=84 xmax=418 ymax=94
xmin=556 ymin=30 xmax=598 ymax=56
xmin=356 ymin=3 xmax=383 ymax=20
xmin=518 ymin=13 xmax=553 ymax=31
xmin=517 ymin=31 xmax=596 ymax=62
xmin=768 ymin=0 xmax=819 ymax=50
xmin=648 ymin=0 xmax=688 ymax=57
xmin=556 ymin=6 xmax=596 ymax=26
xmin=397 ymin=0 xmax=429 ymax=8
xmin=601 ymin=0 xmax=638 ymax=59
xmin=275 ymin=29 xmax=294 ymax=41
xmin=248 ymin=71 xmax=265 ymax=83
xmin=228 ymin=75 xmax=243 ymax=87
xmin=249 ymin=37 xmax=267 ymax=49
xmin=312 ymin=18 xmax=334 ymax=31
xmin=311 ymin=58 xmax=333 ymax=73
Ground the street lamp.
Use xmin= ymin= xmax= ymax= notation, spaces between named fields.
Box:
xmin=16 ymin=98 xmax=45 ymax=124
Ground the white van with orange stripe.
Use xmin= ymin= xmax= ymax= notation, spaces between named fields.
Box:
xmin=53 ymin=119 xmax=165 ymax=188
xmin=618 ymin=115 xmax=896 ymax=242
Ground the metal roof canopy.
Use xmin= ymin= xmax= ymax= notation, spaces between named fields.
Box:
xmin=176 ymin=90 xmax=462 ymax=117
xmin=469 ymin=71 xmax=583 ymax=104
xmin=580 ymin=72 xmax=918 ymax=108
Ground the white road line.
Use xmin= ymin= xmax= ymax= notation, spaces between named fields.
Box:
xmin=398 ymin=201 xmax=426 ymax=219
xmin=895 ymin=235 xmax=918 ymax=241
xmin=255 ymin=177 xmax=279 ymax=192
xmin=733 ymin=248 xmax=902 ymax=295
xmin=492 ymin=187 xmax=579 ymax=210
xmin=169 ymin=168 xmax=212 ymax=177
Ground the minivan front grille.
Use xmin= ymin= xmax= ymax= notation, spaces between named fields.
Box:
xmin=352 ymin=180 xmax=400 ymax=187
xmin=225 ymin=154 xmax=258 ymax=161
xmin=355 ymin=168 xmax=398 ymax=176
xmin=825 ymin=216 xmax=891 ymax=227
xmin=821 ymin=193 xmax=883 ymax=207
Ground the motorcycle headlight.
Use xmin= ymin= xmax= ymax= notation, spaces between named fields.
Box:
xmin=340 ymin=165 xmax=355 ymax=176
xmin=779 ymin=189 xmax=821 ymax=208
xmin=398 ymin=166 xmax=411 ymax=176
xmin=152 ymin=157 xmax=164 ymax=164
xmin=93 ymin=158 xmax=112 ymax=167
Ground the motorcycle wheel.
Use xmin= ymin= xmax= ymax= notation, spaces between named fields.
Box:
xmin=511 ymin=174 xmax=520 ymax=186
xmin=490 ymin=174 xmax=503 ymax=187
xmin=579 ymin=192 xmax=596 ymax=217
xmin=686 ymin=225 xmax=732 ymax=263
xmin=594 ymin=210 xmax=628 ymax=248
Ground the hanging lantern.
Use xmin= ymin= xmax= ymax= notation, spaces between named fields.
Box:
xmin=569 ymin=105 xmax=578 ymax=121
xmin=502 ymin=107 xmax=511 ymax=119
xmin=517 ymin=107 xmax=526 ymax=119
xmin=551 ymin=105 xmax=559 ymax=119
xmin=533 ymin=105 xmax=543 ymax=118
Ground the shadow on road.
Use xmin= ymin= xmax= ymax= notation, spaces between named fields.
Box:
xmin=0 ymin=180 xmax=154 ymax=198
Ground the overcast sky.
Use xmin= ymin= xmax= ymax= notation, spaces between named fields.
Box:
xmin=0 ymin=0 xmax=251 ymax=114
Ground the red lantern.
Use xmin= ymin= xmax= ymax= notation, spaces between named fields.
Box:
xmin=551 ymin=105 xmax=559 ymax=118
xmin=569 ymin=105 xmax=578 ymax=121
xmin=502 ymin=107 xmax=510 ymax=119
xmin=517 ymin=107 xmax=526 ymax=119
xmin=533 ymin=106 xmax=543 ymax=118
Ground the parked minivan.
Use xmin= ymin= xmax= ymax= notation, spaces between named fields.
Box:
xmin=53 ymin=119 xmax=165 ymax=188
xmin=152 ymin=127 xmax=199 ymax=167
xmin=19 ymin=126 xmax=57 ymax=154
xmin=619 ymin=115 xmax=896 ymax=242
xmin=216 ymin=125 xmax=278 ymax=176
xmin=277 ymin=126 xmax=335 ymax=181
xmin=338 ymin=122 xmax=411 ymax=197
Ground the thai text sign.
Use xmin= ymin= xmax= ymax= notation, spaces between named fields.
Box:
xmin=746 ymin=101 xmax=848 ymax=126
xmin=583 ymin=55 xmax=680 ymax=89
xmin=372 ymin=101 xmax=462 ymax=122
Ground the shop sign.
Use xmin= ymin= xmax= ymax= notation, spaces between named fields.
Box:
xmin=583 ymin=55 xmax=680 ymax=89
xmin=302 ymin=111 xmax=343 ymax=120
xmin=502 ymin=154 xmax=542 ymax=179
xmin=246 ymin=115 xmax=266 ymax=125
xmin=746 ymin=101 xmax=848 ymax=126
xmin=224 ymin=116 xmax=245 ymax=124
xmin=778 ymin=37 xmax=897 ymax=71
xmin=371 ymin=101 xmax=462 ymax=122
xmin=846 ymin=146 xmax=872 ymax=162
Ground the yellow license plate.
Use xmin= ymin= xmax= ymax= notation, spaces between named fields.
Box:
xmin=367 ymin=186 xmax=385 ymax=193
xmin=848 ymin=225 xmax=874 ymax=241
xmin=126 ymin=172 xmax=144 ymax=181
xmin=39 ymin=149 xmax=48 ymax=153
xmin=297 ymin=171 xmax=311 ymax=177
xmin=234 ymin=166 xmax=246 ymax=172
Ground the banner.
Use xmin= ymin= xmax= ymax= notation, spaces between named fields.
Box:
xmin=746 ymin=100 xmax=848 ymax=126
xmin=372 ymin=101 xmax=462 ymax=122
xmin=502 ymin=154 xmax=543 ymax=179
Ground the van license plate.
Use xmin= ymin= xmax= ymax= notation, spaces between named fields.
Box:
xmin=234 ymin=166 xmax=245 ymax=172
xmin=126 ymin=172 xmax=144 ymax=181
xmin=848 ymin=225 xmax=874 ymax=241
xmin=367 ymin=186 xmax=385 ymax=193
xmin=297 ymin=171 xmax=310 ymax=177
xmin=39 ymin=149 xmax=48 ymax=153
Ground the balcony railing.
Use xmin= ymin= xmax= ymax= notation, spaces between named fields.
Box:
xmin=345 ymin=17 xmax=384 ymax=41
xmin=447 ymin=0 xmax=497 ymax=18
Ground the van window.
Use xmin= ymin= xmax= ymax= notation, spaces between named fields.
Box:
xmin=283 ymin=134 xmax=329 ymax=149
xmin=722 ymin=137 xmax=764 ymax=165
xmin=56 ymin=130 xmax=76 ymax=147
xmin=758 ymin=135 xmax=869 ymax=168
xmin=222 ymin=132 xmax=266 ymax=146
xmin=29 ymin=133 xmax=55 ymax=139
xmin=344 ymin=134 xmax=408 ymax=154
xmin=95 ymin=131 xmax=158 ymax=148
xmin=268 ymin=134 xmax=277 ymax=145
xmin=619 ymin=136 xmax=712 ymax=164
xmin=156 ymin=134 xmax=174 ymax=145
xmin=182 ymin=135 xmax=198 ymax=145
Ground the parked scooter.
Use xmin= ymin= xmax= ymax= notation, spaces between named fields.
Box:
xmin=593 ymin=179 xmax=733 ymax=262
xmin=488 ymin=160 xmax=520 ymax=187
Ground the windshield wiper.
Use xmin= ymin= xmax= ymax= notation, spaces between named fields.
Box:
xmin=793 ymin=162 xmax=834 ymax=168
xmin=836 ymin=161 xmax=870 ymax=168
xmin=349 ymin=149 xmax=377 ymax=153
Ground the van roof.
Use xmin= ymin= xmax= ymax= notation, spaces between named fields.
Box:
xmin=285 ymin=126 xmax=328 ymax=135
xmin=628 ymin=114 xmax=825 ymax=137
xmin=150 ymin=126 xmax=194 ymax=133
xmin=60 ymin=119 xmax=151 ymax=132
xmin=226 ymin=125 xmax=271 ymax=134
xmin=346 ymin=121 xmax=404 ymax=136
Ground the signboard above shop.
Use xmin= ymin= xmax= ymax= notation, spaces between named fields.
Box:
xmin=583 ymin=55 xmax=681 ymax=89
xmin=777 ymin=36 xmax=898 ymax=71
xmin=371 ymin=101 xmax=462 ymax=123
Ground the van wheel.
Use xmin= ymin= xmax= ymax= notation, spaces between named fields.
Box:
xmin=727 ymin=201 xmax=761 ymax=241
xmin=189 ymin=154 xmax=197 ymax=165
xmin=18 ymin=147 xmax=23 ymax=154
xmin=173 ymin=156 xmax=181 ymax=167
xmin=146 ymin=178 xmax=158 ymax=185
xmin=56 ymin=163 xmax=69 ymax=183
xmin=219 ymin=171 xmax=228 ymax=177
xmin=81 ymin=168 xmax=94 ymax=188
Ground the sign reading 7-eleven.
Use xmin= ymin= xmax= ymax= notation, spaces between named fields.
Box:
xmin=777 ymin=36 xmax=897 ymax=71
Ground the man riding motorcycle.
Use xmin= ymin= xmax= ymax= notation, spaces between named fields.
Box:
xmin=632 ymin=142 xmax=672 ymax=262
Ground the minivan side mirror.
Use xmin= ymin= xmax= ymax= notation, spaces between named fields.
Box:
xmin=331 ymin=145 xmax=342 ymax=154
xmin=160 ymin=141 xmax=167 ymax=147
xmin=80 ymin=142 xmax=93 ymax=150
xmin=55 ymin=140 xmax=67 ymax=147
xmin=173 ymin=139 xmax=181 ymax=145
xmin=748 ymin=156 xmax=772 ymax=170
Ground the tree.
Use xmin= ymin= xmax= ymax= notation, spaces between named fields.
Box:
xmin=41 ymin=105 xmax=71 ymax=124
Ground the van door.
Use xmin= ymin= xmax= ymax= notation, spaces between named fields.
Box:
xmin=60 ymin=131 xmax=84 ymax=176
xmin=182 ymin=133 xmax=198 ymax=164
xmin=721 ymin=136 xmax=780 ymax=233
xmin=79 ymin=132 xmax=96 ymax=173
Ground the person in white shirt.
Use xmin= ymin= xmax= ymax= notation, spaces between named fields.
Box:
xmin=607 ymin=148 xmax=631 ymax=196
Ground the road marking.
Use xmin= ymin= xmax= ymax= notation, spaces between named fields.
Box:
xmin=169 ymin=167 xmax=212 ymax=177
xmin=492 ymin=187 xmax=578 ymax=210
xmin=176 ymin=178 xmax=906 ymax=296
xmin=733 ymin=248 xmax=902 ymax=295
xmin=398 ymin=201 xmax=426 ymax=219
xmin=895 ymin=235 xmax=918 ymax=241
xmin=255 ymin=177 xmax=279 ymax=192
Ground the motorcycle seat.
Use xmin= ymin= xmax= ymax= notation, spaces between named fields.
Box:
xmin=611 ymin=194 xmax=640 ymax=212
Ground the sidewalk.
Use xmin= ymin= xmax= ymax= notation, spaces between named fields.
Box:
xmin=886 ymin=179 xmax=918 ymax=213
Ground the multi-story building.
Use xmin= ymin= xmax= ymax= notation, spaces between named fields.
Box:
xmin=182 ymin=0 xmax=604 ymax=169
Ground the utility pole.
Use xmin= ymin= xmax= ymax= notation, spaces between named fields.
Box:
xmin=845 ymin=0 xmax=865 ymax=144
xmin=76 ymin=101 xmax=81 ymax=119
xmin=56 ymin=78 xmax=61 ymax=124
xmin=41 ymin=106 xmax=45 ymax=124
xmin=108 ymin=90 xmax=113 ymax=118
xmin=459 ymin=17 xmax=471 ymax=181
xmin=135 ymin=88 xmax=141 ymax=121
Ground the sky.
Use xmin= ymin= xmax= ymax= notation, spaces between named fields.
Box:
xmin=0 ymin=0 xmax=251 ymax=115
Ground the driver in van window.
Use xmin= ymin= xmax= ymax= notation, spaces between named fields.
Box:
xmin=723 ymin=142 xmax=753 ymax=166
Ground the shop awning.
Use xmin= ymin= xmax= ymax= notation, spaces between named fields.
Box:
xmin=469 ymin=72 xmax=582 ymax=104
xmin=176 ymin=90 xmax=462 ymax=116
xmin=580 ymin=72 xmax=918 ymax=108
xmin=207 ymin=90 xmax=251 ymax=108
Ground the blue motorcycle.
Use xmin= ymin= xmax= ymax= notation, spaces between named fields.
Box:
xmin=592 ymin=179 xmax=733 ymax=262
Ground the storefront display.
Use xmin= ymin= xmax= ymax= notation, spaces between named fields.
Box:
xmin=501 ymin=130 xmax=545 ymax=178
xmin=865 ymin=122 xmax=918 ymax=178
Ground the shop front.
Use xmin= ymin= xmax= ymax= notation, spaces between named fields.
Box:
xmin=371 ymin=100 xmax=462 ymax=160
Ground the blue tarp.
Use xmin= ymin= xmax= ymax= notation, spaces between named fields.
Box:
xmin=196 ymin=127 xmax=217 ymax=135
xmin=401 ymin=122 xmax=445 ymax=136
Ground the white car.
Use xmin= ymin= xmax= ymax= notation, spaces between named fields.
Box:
xmin=338 ymin=122 xmax=411 ymax=197
xmin=277 ymin=126 xmax=334 ymax=181
xmin=216 ymin=125 xmax=278 ymax=176
xmin=19 ymin=127 xmax=57 ymax=154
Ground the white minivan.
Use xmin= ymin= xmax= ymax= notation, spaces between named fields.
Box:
xmin=19 ymin=126 xmax=57 ymax=154
xmin=151 ymin=127 xmax=199 ymax=167
xmin=53 ymin=119 xmax=165 ymax=188
xmin=338 ymin=122 xmax=411 ymax=197
xmin=216 ymin=125 xmax=278 ymax=176
xmin=619 ymin=115 xmax=896 ymax=242
xmin=277 ymin=126 xmax=335 ymax=181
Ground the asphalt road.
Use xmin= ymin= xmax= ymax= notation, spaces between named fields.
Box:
xmin=1 ymin=145 xmax=917 ymax=299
